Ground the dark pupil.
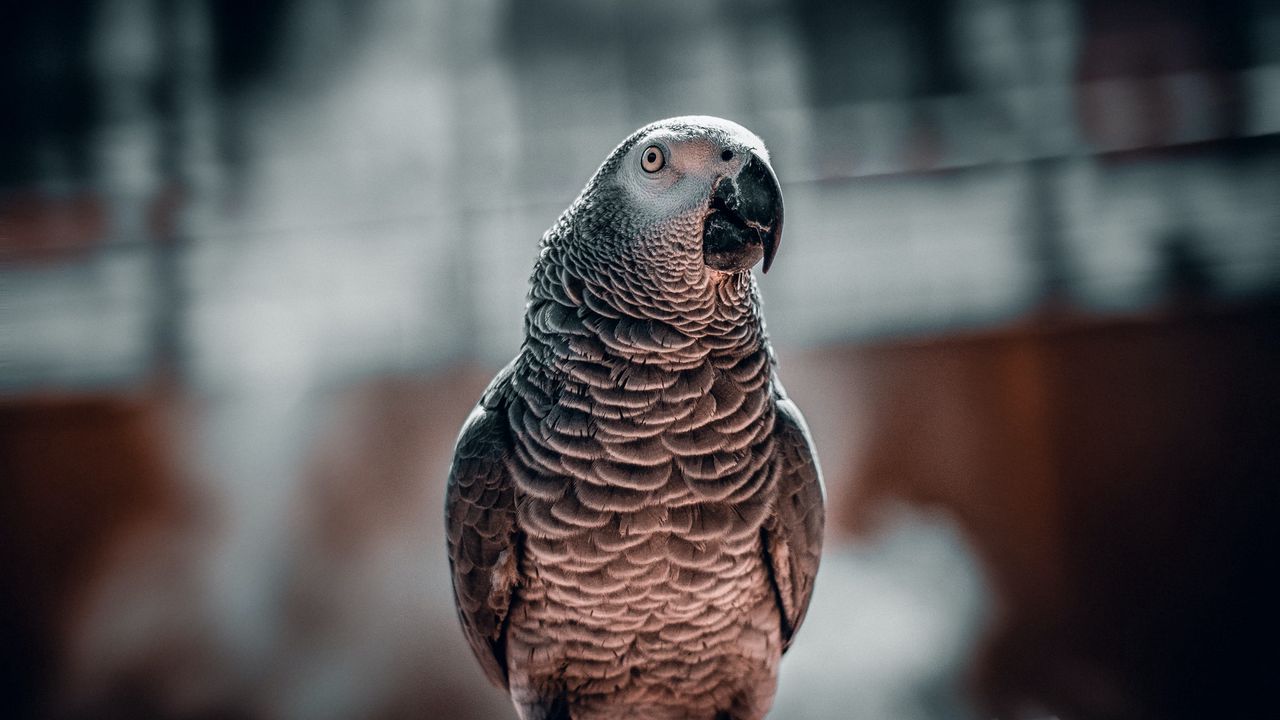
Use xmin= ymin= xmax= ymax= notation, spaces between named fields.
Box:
xmin=647 ymin=151 xmax=656 ymax=163
xmin=721 ymin=149 xmax=733 ymax=161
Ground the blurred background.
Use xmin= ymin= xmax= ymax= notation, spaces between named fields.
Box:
xmin=2 ymin=1 xmax=1278 ymax=718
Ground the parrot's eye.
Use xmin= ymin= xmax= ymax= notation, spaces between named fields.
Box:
xmin=641 ymin=145 xmax=665 ymax=173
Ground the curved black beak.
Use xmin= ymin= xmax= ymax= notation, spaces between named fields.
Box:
xmin=702 ymin=153 xmax=784 ymax=274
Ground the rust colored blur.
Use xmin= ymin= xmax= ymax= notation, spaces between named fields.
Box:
xmin=0 ymin=192 xmax=108 ymax=263
xmin=0 ymin=390 xmax=192 ymax=719
xmin=830 ymin=301 xmax=1280 ymax=719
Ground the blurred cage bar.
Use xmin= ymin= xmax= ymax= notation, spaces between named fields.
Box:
xmin=2 ymin=1 xmax=1278 ymax=720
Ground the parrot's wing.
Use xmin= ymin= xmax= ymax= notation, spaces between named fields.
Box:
xmin=762 ymin=390 xmax=826 ymax=653
xmin=445 ymin=366 xmax=520 ymax=689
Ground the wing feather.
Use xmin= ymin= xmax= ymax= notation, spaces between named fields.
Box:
xmin=761 ymin=388 xmax=825 ymax=652
xmin=444 ymin=366 xmax=520 ymax=688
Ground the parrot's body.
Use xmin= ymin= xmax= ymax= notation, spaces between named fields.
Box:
xmin=445 ymin=117 xmax=824 ymax=720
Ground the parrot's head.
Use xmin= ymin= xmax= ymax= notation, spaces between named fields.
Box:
xmin=567 ymin=116 xmax=784 ymax=281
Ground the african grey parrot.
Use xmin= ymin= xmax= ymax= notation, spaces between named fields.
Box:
xmin=444 ymin=116 xmax=824 ymax=720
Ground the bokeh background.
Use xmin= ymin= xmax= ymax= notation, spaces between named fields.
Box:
xmin=3 ymin=1 xmax=1279 ymax=719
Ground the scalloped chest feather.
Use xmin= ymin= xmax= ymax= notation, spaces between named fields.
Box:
xmin=497 ymin=265 xmax=787 ymax=713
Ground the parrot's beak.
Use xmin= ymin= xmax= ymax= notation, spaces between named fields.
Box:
xmin=702 ymin=152 xmax=784 ymax=274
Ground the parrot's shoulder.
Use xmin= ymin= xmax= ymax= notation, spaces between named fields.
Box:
xmin=448 ymin=362 xmax=520 ymax=500
xmin=478 ymin=359 xmax=518 ymax=412
xmin=771 ymin=384 xmax=824 ymax=494
xmin=450 ymin=365 xmax=515 ymax=465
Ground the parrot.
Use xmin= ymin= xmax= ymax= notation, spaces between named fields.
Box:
xmin=444 ymin=116 xmax=824 ymax=720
